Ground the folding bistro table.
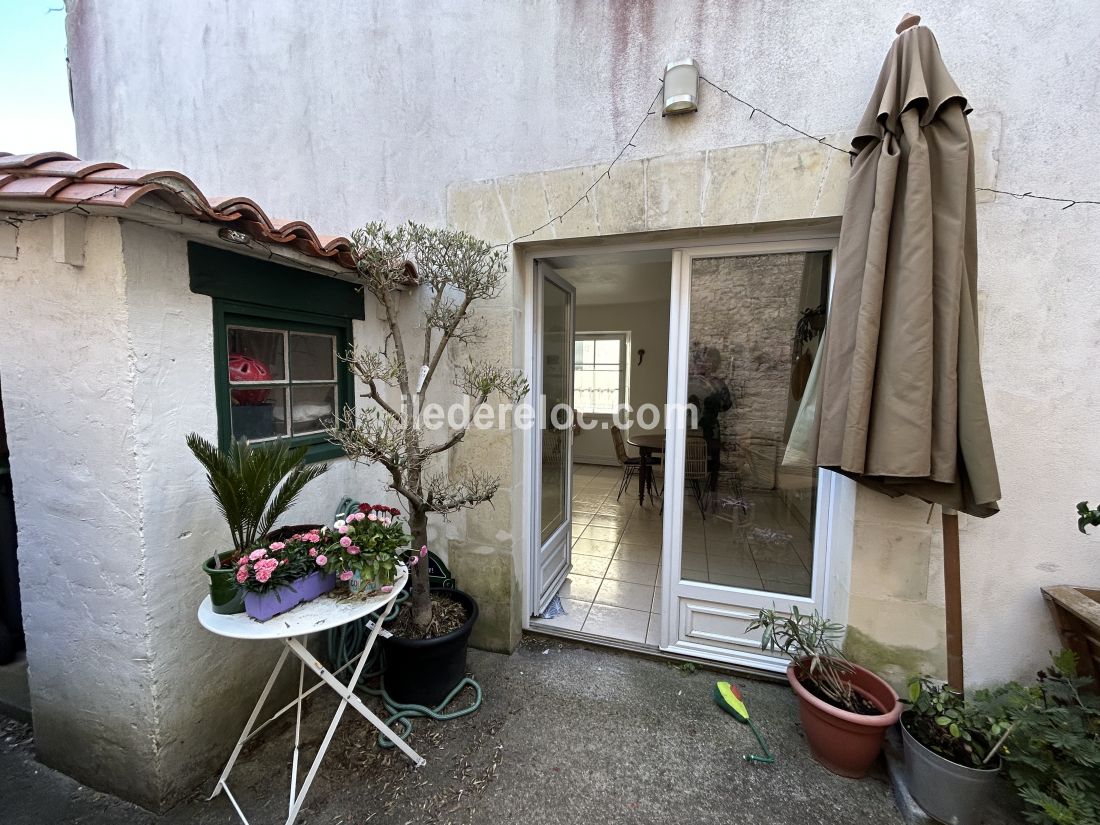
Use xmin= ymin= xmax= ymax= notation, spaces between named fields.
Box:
xmin=197 ymin=565 xmax=425 ymax=824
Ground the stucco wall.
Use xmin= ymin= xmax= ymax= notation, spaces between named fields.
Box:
xmin=0 ymin=216 xmax=162 ymax=799
xmin=0 ymin=213 xmax=397 ymax=808
xmin=118 ymin=221 xmax=399 ymax=805
xmin=65 ymin=0 xmax=1100 ymax=687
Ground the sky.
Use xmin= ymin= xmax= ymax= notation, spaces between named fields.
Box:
xmin=0 ymin=0 xmax=77 ymax=154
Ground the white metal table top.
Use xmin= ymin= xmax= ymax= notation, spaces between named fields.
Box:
xmin=197 ymin=565 xmax=407 ymax=640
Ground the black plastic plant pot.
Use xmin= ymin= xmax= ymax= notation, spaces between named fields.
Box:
xmin=203 ymin=550 xmax=245 ymax=615
xmin=382 ymin=588 xmax=478 ymax=707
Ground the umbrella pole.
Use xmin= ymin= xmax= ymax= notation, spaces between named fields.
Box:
xmin=942 ymin=508 xmax=965 ymax=691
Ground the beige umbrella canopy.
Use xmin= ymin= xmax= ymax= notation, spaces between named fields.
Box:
xmin=790 ymin=14 xmax=1001 ymax=686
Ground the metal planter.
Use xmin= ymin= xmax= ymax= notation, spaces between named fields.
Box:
xmin=901 ymin=718 xmax=1000 ymax=825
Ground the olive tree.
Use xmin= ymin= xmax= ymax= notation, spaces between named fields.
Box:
xmin=328 ymin=222 xmax=527 ymax=631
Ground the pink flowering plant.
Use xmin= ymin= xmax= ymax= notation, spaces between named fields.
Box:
xmin=234 ymin=531 xmax=329 ymax=594
xmin=321 ymin=503 xmax=425 ymax=593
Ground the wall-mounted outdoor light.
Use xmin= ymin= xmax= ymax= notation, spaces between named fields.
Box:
xmin=663 ymin=59 xmax=699 ymax=115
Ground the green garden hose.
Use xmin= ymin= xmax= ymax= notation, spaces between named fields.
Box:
xmin=324 ymin=599 xmax=482 ymax=748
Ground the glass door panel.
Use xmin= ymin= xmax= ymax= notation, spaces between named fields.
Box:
xmin=533 ymin=264 xmax=575 ymax=614
xmin=541 ymin=278 xmax=571 ymax=542
xmin=678 ymin=251 xmax=830 ymax=598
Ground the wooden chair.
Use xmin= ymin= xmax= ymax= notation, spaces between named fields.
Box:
xmin=609 ymin=425 xmax=641 ymax=500
xmin=684 ymin=437 xmax=709 ymax=519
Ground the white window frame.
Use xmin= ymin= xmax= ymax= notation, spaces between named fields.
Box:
xmin=572 ymin=331 xmax=630 ymax=417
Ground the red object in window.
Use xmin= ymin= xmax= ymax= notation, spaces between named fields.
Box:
xmin=228 ymin=354 xmax=271 ymax=405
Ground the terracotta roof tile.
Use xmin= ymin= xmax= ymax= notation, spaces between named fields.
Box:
xmin=0 ymin=151 xmax=77 ymax=170
xmin=0 ymin=175 xmax=71 ymax=198
xmin=0 ymin=151 xmax=359 ymax=270
xmin=32 ymin=160 xmax=126 ymax=178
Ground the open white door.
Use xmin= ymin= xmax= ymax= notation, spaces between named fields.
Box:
xmin=531 ymin=263 xmax=576 ymax=614
xmin=659 ymin=241 xmax=852 ymax=669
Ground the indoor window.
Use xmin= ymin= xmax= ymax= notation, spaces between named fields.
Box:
xmin=574 ymin=332 xmax=628 ymax=415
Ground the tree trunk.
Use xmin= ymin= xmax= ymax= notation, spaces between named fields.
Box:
xmin=408 ymin=506 xmax=432 ymax=631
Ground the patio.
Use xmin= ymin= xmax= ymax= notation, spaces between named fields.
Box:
xmin=0 ymin=635 xmax=1024 ymax=825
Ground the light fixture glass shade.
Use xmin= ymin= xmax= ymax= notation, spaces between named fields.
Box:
xmin=663 ymin=59 xmax=699 ymax=115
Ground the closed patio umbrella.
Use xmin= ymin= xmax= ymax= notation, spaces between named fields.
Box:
xmin=791 ymin=14 xmax=1000 ymax=688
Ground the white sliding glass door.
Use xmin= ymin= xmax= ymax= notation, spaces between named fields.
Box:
xmin=659 ymin=241 xmax=847 ymax=670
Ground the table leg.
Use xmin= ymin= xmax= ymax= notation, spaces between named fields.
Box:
xmin=209 ymin=644 xmax=291 ymax=802
xmin=638 ymin=448 xmax=648 ymax=505
xmin=289 ymin=656 xmax=304 ymax=818
xmin=283 ymin=600 xmax=425 ymax=825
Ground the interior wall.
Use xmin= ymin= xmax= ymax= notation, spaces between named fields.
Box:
xmin=573 ymin=296 xmax=671 ymax=466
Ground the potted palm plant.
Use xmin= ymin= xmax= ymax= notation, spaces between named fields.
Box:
xmin=901 ymin=676 xmax=1008 ymax=825
xmin=327 ymin=222 xmax=525 ymax=707
xmin=186 ymin=434 xmax=328 ymax=614
xmin=749 ymin=606 xmax=901 ymax=777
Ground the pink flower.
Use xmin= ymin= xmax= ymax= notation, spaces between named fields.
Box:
xmin=340 ymin=536 xmax=352 ymax=547
xmin=269 ymin=541 xmax=285 ymax=551
xmin=309 ymin=548 xmax=318 ymax=557
xmin=349 ymin=512 xmax=365 ymax=522
xmin=381 ymin=585 xmax=393 ymax=593
xmin=420 ymin=545 xmax=428 ymax=558
xmin=408 ymin=555 xmax=419 ymax=566
xmin=338 ymin=525 xmax=349 ymax=535
xmin=255 ymin=568 xmax=272 ymax=583
xmin=347 ymin=545 xmax=360 ymax=555
xmin=255 ymin=558 xmax=278 ymax=573
xmin=315 ymin=554 xmax=328 ymax=566
xmin=307 ymin=533 xmax=321 ymax=543
xmin=339 ymin=570 xmax=354 ymax=581
xmin=236 ymin=567 xmax=249 ymax=583
xmin=367 ymin=513 xmax=378 ymax=521
xmin=238 ymin=555 xmax=249 ymax=566
xmin=249 ymin=548 xmax=267 ymax=561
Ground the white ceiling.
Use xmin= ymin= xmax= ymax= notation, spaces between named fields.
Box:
xmin=541 ymin=250 xmax=672 ymax=305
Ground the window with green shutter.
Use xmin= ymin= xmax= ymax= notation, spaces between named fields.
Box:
xmin=189 ymin=243 xmax=362 ymax=462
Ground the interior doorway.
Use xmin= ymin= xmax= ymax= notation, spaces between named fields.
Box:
xmin=524 ymin=235 xmax=852 ymax=671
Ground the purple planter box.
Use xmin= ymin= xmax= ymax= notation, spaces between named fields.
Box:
xmin=244 ymin=571 xmax=338 ymax=622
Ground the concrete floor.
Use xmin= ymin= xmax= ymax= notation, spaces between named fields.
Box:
xmin=0 ymin=637 xmax=1012 ymax=825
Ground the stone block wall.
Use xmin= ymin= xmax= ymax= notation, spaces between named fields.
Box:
xmin=688 ymin=253 xmax=807 ymax=491
xmin=448 ymin=130 xmax=1000 ymax=681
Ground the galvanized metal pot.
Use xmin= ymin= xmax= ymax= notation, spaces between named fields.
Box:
xmin=901 ymin=717 xmax=1000 ymax=825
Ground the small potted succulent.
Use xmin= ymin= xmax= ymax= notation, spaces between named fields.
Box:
xmin=321 ymin=504 xmax=422 ymax=595
xmin=901 ymin=676 xmax=1008 ymax=825
xmin=186 ymin=434 xmax=327 ymax=614
xmin=235 ymin=532 xmax=337 ymax=621
xmin=749 ymin=606 xmax=900 ymax=777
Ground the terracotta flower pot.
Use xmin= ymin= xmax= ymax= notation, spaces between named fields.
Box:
xmin=787 ymin=660 xmax=901 ymax=777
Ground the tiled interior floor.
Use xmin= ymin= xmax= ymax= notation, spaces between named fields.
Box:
xmin=531 ymin=463 xmax=815 ymax=646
